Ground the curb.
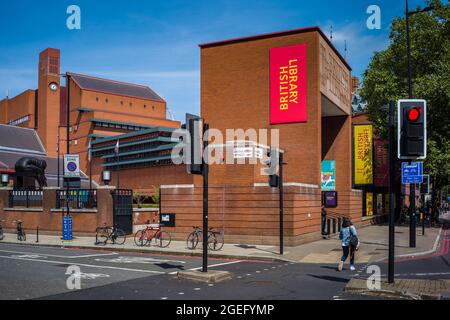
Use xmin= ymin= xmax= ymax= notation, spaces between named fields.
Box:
xmin=0 ymin=239 xmax=293 ymax=263
xmin=372 ymin=226 xmax=443 ymax=263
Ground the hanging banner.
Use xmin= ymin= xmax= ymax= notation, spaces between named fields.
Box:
xmin=321 ymin=160 xmax=336 ymax=191
xmin=374 ymin=138 xmax=389 ymax=187
xmin=353 ymin=125 xmax=373 ymax=185
xmin=270 ymin=44 xmax=307 ymax=124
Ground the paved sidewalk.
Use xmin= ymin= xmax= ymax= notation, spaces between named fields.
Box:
xmin=345 ymin=277 xmax=450 ymax=300
xmin=0 ymin=224 xmax=442 ymax=264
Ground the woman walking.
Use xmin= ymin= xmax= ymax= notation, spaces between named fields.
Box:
xmin=338 ymin=217 xmax=358 ymax=271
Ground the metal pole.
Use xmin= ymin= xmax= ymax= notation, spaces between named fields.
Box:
xmin=406 ymin=0 xmax=413 ymax=99
xmin=422 ymin=193 xmax=425 ymax=235
xmin=388 ymin=101 xmax=396 ymax=284
xmin=406 ymin=0 xmax=416 ymax=248
xmin=66 ymin=73 xmax=71 ymax=224
xmin=279 ymin=151 xmax=284 ymax=255
xmin=202 ymin=122 xmax=209 ymax=273
xmin=57 ymin=128 xmax=60 ymax=188
xmin=117 ymin=154 xmax=120 ymax=189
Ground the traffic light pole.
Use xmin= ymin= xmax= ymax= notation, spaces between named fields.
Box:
xmin=388 ymin=101 xmax=396 ymax=284
xmin=202 ymin=122 xmax=209 ymax=273
xmin=279 ymin=152 xmax=284 ymax=255
xmin=406 ymin=0 xmax=416 ymax=248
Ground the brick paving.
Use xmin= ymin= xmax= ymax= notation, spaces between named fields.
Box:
xmin=345 ymin=277 xmax=450 ymax=300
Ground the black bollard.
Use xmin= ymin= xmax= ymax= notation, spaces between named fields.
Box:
xmin=36 ymin=226 xmax=39 ymax=243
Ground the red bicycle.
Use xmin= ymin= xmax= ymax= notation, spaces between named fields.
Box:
xmin=134 ymin=221 xmax=171 ymax=248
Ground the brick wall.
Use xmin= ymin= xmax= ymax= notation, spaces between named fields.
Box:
xmin=161 ymin=184 xmax=323 ymax=246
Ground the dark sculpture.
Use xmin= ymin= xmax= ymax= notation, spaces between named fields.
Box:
xmin=14 ymin=157 xmax=48 ymax=189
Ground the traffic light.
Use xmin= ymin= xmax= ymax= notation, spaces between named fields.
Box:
xmin=185 ymin=113 xmax=204 ymax=175
xmin=398 ymin=99 xmax=427 ymax=160
xmin=264 ymin=148 xmax=279 ymax=188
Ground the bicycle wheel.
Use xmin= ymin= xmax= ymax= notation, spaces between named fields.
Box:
xmin=134 ymin=229 xmax=149 ymax=247
xmin=208 ymin=232 xmax=224 ymax=251
xmin=112 ymin=229 xmax=126 ymax=245
xmin=154 ymin=231 xmax=171 ymax=248
xmin=186 ymin=232 xmax=199 ymax=250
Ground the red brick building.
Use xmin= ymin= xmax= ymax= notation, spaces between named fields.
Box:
xmin=161 ymin=27 xmax=367 ymax=246
xmin=0 ymin=48 xmax=185 ymax=189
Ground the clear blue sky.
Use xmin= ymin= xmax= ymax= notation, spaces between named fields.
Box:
xmin=0 ymin=0 xmax=428 ymax=121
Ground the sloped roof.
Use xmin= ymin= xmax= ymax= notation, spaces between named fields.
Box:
xmin=68 ymin=73 xmax=165 ymax=102
xmin=0 ymin=125 xmax=45 ymax=155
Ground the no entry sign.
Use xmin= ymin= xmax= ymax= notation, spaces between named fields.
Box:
xmin=64 ymin=154 xmax=80 ymax=178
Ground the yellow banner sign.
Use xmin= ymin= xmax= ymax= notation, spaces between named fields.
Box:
xmin=354 ymin=125 xmax=373 ymax=185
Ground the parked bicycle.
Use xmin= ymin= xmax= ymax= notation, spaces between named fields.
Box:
xmin=186 ymin=226 xmax=224 ymax=251
xmin=95 ymin=223 xmax=126 ymax=245
xmin=0 ymin=219 xmax=5 ymax=241
xmin=13 ymin=220 xmax=26 ymax=242
xmin=134 ymin=221 xmax=171 ymax=248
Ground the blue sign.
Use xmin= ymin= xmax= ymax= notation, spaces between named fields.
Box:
xmin=62 ymin=216 xmax=73 ymax=241
xmin=402 ymin=162 xmax=423 ymax=184
xmin=67 ymin=162 xmax=77 ymax=172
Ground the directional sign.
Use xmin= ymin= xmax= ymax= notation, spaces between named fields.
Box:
xmin=64 ymin=154 xmax=80 ymax=178
xmin=402 ymin=162 xmax=423 ymax=184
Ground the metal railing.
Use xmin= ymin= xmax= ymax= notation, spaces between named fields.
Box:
xmin=321 ymin=210 xmax=346 ymax=237
xmin=9 ymin=190 xmax=43 ymax=208
xmin=56 ymin=189 xmax=97 ymax=210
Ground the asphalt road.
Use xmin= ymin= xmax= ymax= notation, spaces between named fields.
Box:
xmin=1 ymin=212 xmax=448 ymax=300
xmin=0 ymin=242 xmax=360 ymax=300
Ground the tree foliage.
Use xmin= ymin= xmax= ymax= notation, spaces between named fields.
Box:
xmin=361 ymin=0 xmax=450 ymax=193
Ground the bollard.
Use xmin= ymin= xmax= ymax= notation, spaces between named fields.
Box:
xmin=338 ymin=217 xmax=342 ymax=232
xmin=36 ymin=226 xmax=39 ymax=243
xmin=327 ymin=219 xmax=331 ymax=236
xmin=332 ymin=218 xmax=336 ymax=234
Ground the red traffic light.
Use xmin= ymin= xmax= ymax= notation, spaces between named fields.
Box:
xmin=407 ymin=107 xmax=421 ymax=122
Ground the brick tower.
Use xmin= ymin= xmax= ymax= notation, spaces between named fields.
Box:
xmin=37 ymin=48 xmax=61 ymax=157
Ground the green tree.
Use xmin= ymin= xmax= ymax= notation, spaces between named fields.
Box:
xmin=361 ymin=0 xmax=450 ymax=207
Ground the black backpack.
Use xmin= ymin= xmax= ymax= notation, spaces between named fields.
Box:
xmin=349 ymin=227 xmax=359 ymax=248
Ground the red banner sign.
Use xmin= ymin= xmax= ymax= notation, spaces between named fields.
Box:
xmin=270 ymin=44 xmax=307 ymax=124
xmin=374 ymin=138 xmax=389 ymax=187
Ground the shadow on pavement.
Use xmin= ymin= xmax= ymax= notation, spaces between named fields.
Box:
xmin=307 ymin=274 xmax=350 ymax=283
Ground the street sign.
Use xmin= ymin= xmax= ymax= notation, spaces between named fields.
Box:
xmin=402 ymin=162 xmax=423 ymax=184
xmin=62 ymin=216 xmax=73 ymax=241
xmin=64 ymin=154 xmax=80 ymax=178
